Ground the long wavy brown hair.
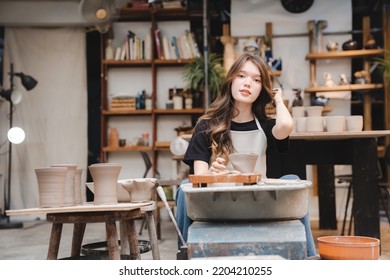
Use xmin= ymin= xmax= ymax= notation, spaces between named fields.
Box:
xmin=199 ymin=53 xmax=274 ymax=162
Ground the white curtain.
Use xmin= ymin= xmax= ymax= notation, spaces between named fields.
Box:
xmin=0 ymin=27 xmax=88 ymax=211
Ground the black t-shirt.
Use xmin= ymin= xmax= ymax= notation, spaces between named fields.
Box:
xmin=183 ymin=118 xmax=289 ymax=174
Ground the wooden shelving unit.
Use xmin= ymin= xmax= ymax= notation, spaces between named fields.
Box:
xmin=305 ymin=17 xmax=385 ymax=131
xmin=99 ymin=7 xmax=205 ymax=177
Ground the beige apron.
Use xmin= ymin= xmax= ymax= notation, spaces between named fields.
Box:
xmin=229 ymin=117 xmax=268 ymax=178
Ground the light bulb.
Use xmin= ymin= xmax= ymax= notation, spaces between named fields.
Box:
xmin=7 ymin=127 xmax=25 ymax=144
xmin=10 ymin=89 xmax=23 ymax=105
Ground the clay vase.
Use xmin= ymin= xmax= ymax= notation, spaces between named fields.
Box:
xmin=35 ymin=167 xmax=67 ymax=208
xmin=229 ymin=153 xmax=259 ymax=174
xmin=108 ymin=127 xmax=119 ymax=147
xmin=74 ymin=168 xmax=83 ymax=205
xmin=88 ymin=163 xmax=121 ymax=205
xmin=51 ymin=164 xmax=77 ymax=206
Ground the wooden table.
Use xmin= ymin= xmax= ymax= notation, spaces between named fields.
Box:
xmin=267 ymin=130 xmax=390 ymax=240
xmin=6 ymin=201 xmax=160 ymax=260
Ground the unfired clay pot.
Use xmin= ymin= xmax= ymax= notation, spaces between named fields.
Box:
xmin=229 ymin=153 xmax=259 ymax=174
xmin=74 ymin=168 xmax=83 ymax=205
xmin=51 ymin=163 xmax=77 ymax=206
xmin=120 ymin=178 xmax=158 ymax=202
xmin=88 ymin=163 xmax=121 ymax=204
xmin=35 ymin=167 xmax=67 ymax=208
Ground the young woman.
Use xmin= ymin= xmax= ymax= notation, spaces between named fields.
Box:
xmin=176 ymin=53 xmax=317 ymax=257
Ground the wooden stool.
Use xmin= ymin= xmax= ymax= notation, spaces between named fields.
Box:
xmin=46 ymin=203 xmax=160 ymax=260
xmin=7 ymin=202 xmax=160 ymax=260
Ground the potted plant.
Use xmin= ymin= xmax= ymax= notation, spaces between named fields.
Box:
xmin=375 ymin=51 xmax=390 ymax=82
xmin=182 ymin=53 xmax=225 ymax=106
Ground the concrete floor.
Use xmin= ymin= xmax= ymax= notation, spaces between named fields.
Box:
xmin=0 ymin=211 xmax=389 ymax=260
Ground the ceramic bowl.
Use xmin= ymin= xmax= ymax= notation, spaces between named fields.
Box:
xmin=229 ymin=153 xmax=258 ymax=174
xmin=342 ymin=39 xmax=359 ymax=51
xmin=317 ymin=236 xmax=380 ymax=260
xmin=326 ymin=42 xmax=338 ymax=52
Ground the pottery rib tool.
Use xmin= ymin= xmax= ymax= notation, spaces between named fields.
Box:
xmin=156 ymin=186 xmax=186 ymax=247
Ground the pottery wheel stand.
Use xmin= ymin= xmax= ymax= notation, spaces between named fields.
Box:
xmin=185 ymin=175 xmax=308 ymax=260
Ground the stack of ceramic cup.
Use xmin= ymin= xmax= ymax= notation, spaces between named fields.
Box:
xmin=325 ymin=115 xmax=363 ymax=132
xmin=291 ymin=105 xmax=363 ymax=133
xmin=292 ymin=106 xmax=324 ymax=132
xmin=35 ymin=164 xmax=84 ymax=208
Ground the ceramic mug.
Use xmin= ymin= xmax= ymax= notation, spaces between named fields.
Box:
xmin=296 ymin=117 xmax=307 ymax=132
xmin=325 ymin=116 xmax=346 ymax=132
xmin=306 ymin=106 xmax=323 ymax=117
xmin=346 ymin=115 xmax=363 ymax=132
xmin=306 ymin=117 xmax=324 ymax=132
xmin=292 ymin=106 xmax=305 ymax=118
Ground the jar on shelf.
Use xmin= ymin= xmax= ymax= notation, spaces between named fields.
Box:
xmin=145 ymin=98 xmax=152 ymax=110
xmin=185 ymin=97 xmax=193 ymax=109
xmin=142 ymin=133 xmax=149 ymax=146
xmin=108 ymin=127 xmax=119 ymax=147
xmin=105 ymin=39 xmax=114 ymax=60
xmin=173 ymin=95 xmax=183 ymax=109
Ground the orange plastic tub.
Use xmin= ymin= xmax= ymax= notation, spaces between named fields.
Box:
xmin=317 ymin=236 xmax=380 ymax=260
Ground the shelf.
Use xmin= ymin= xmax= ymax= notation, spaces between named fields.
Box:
xmin=268 ymin=70 xmax=281 ymax=77
xmin=304 ymin=16 xmax=389 ymax=133
xmin=304 ymin=84 xmax=384 ymax=93
xmin=102 ymin=146 xmax=152 ymax=152
xmin=154 ymin=59 xmax=194 ymax=66
xmin=118 ymin=7 xmax=189 ymax=21
xmin=102 ymin=59 xmax=193 ymax=67
xmin=102 ymin=60 xmax=153 ymax=67
xmin=100 ymin=7 xmax=206 ymax=176
xmin=305 ymin=49 xmax=384 ymax=60
xmin=153 ymin=108 xmax=204 ymax=114
xmin=117 ymin=7 xmax=153 ymax=21
xmin=103 ymin=109 xmax=203 ymax=115
xmin=351 ymin=100 xmax=384 ymax=105
xmin=102 ymin=109 xmax=152 ymax=116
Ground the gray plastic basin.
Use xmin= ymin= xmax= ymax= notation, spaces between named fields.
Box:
xmin=183 ymin=180 xmax=311 ymax=222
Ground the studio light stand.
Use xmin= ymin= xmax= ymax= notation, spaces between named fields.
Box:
xmin=0 ymin=63 xmax=37 ymax=229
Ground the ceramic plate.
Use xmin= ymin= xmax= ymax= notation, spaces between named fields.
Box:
xmin=170 ymin=136 xmax=189 ymax=156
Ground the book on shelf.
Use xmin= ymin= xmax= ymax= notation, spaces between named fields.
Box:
xmin=162 ymin=35 xmax=171 ymax=60
xmin=180 ymin=34 xmax=191 ymax=59
xmin=161 ymin=0 xmax=184 ymax=9
xmin=144 ymin=33 xmax=151 ymax=60
xmin=154 ymin=29 xmax=163 ymax=59
xmin=186 ymin=30 xmax=201 ymax=58
xmin=126 ymin=37 xmax=131 ymax=60
xmin=171 ymin=36 xmax=180 ymax=59
xmin=153 ymin=29 xmax=199 ymax=60
xmin=127 ymin=30 xmax=136 ymax=60
xmin=169 ymin=39 xmax=178 ymax=59
xmin=120 ymin=43 xmax=127 ymax=60
xmin=114 ymin=47 xmax=121 ymax=61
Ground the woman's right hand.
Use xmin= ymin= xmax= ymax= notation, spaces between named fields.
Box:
xmin=209 ymin=157 xmax=229 ymax=174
